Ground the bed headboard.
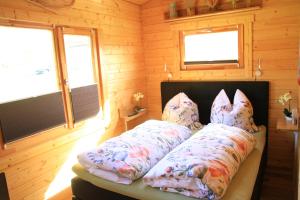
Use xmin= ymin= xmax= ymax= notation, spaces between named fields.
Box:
xmin=161 ymin=81 xmax=269 ymax=130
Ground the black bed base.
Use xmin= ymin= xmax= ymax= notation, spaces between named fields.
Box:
xmin=71 ymin=177 xmax=137 ymax=200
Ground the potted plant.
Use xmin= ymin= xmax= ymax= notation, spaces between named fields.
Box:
xmin=133 ymin=92 xmax=144 ymax=113
xmin=278 ymin=91 xmax=293 ymax=122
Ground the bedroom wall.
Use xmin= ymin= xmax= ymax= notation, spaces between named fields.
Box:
xmin=142 ymin=0 xmax=300 ymax=196
xmin=0 ymin=0 xmax=145 ymax=199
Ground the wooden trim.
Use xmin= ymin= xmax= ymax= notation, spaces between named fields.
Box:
xmin=184 ymin=63 xmax=240 ymax=70
xmin=179 ymin=30 xmax=186 ymax=70
xmin=238 ymin=24 xmax=244 ymax=68
xmin=0 ymin=148 xmax=15 ymax=157
xmin=91 ymin=29 xmax=104 ymax=112
xmin=0 ymin=18 xmax=98 ymax=30
xmin=0 ymin=19 xmax=54 ymax=29
xmin=166 ymin=6 xmax=261 ymax=23
xmin=89 ymin=30 xmax=99 ymax=90
xmin=294 ymin=132 xmax=299 ymax=200
xmin=180 ymin=24 xmax=244 ymax=70
xmin=184 ymin=60 xmax=238 ymax=65
xmin=0 ymin=125 xmax=5 ymax=150
xmin=182 ymin=24 xmax=239 ymax=35
xmin=55 ymin=27 xmax=74 ymax=128
xmin=0 ymin=123 xmax=16 ymax=156
xmin=60 ymin=27 xmax=93 ymax=35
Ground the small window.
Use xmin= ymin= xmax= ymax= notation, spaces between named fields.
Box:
xmin=57 ymin=28 xmax=102 ymax=125
xmin=63 ymin=34 xmax=96 ymax=89
xmin=180 ymin=25 xmax=244 ymax=70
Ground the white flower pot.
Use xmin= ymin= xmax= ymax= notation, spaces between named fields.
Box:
xmin=285 ymin=116 xmax=293 ymax=123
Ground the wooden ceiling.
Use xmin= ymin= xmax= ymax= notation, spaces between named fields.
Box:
xmin=125 ymin=0 xmax=149 ymax=5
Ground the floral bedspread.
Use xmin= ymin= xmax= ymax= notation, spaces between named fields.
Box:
xmin=77 ymin=120 xmax=191 ymax=184
xmin=143 ymin=123 xmax=256 ymax=199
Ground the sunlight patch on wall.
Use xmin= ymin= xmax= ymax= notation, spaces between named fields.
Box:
xmin=44 ymin=116 xmax=106 ymax=199
xmin=104 ymin=99 xmax=112 ymax=127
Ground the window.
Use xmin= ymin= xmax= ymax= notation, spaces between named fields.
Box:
xmin=0 ymin=22 xmax=103 ymax=143
xmin=63 ymin=34 xmax=96 ymax=89
xmin=0 ymin=26 xmax=59 ymax=103
xmin=57 ymin=27 xmax=102 ymax=127
xmin=180 ymin=25 xmax=244 ymax=70
xmin=0 ymin=24 xmax=65 ymax=143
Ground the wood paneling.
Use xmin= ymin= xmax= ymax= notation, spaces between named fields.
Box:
xmin=142 ymin=0 xmax=300 ymax=198
xmin=0 ymin=0 xmax=299 ymax=199
xmin=0 ymin=0 xmax=145 ymax=199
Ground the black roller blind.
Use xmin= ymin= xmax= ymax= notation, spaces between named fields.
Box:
xmin=0 ymin=92 xmax=65 ymax=143
xmin=70 ymin=84 xmax=100 ymax=123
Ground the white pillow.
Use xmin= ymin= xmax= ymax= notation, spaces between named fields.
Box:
xmin=162 ymin=92 xmax=202 ymax=130
xmin=210 ymin=89 xmax=258 ymax=133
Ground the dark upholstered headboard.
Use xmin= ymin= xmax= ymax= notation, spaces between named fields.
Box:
xmin=161 ymin=81 xmax=269 ymax=130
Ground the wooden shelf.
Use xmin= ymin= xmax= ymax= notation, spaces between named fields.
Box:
xmin=276 ymin=117 xmax=298 ymax=131
xmin=121 ymin=109 xmax=147 ymax=130
xmin=165 ymin=6 xmax=261 ymax=23
xmin=123 ymin=109 xmax=147 ymax=122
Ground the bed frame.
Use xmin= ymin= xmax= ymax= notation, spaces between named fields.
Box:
xmin=71 ymin=81 xmax=269 ymax=200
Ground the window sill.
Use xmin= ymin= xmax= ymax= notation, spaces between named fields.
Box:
xmin=181 ymin=63 xmax=243 ymax=71
xmin=0 ymin=148 xmax=15 ymax=157
xmin=165 ymin=6 xmax=261 ymax=23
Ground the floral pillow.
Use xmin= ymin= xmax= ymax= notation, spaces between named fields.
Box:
xmin=210 ymin=89 xmax=258 ymax=133
xmin=162 ymin=92 xmax=202 ymax=130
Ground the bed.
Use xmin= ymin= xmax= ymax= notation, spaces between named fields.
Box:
xmin=71 ymin=81 xmax=269 ymax=200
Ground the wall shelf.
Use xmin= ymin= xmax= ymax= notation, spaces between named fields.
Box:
xmin=165 ymin=6 xmax=261 ymax=23
xmin=120 ymin=109 xmax=147 ymax=131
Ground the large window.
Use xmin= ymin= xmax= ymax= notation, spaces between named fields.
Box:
xmin=0 ymin=22 xmax=103 ymax=143
xmin=0 ymin=26 xmax=59 ymax=103
xmin=180 ymin=25 xmax=244 ymax=70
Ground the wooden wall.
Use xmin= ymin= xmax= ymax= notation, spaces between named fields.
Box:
xmin=0 ymin=0 xmax=145 ymax=199
xmin=141 ymin=0 xmax=300 ymax=187
xmin=0 ymin=0 xmax=299 ymax=199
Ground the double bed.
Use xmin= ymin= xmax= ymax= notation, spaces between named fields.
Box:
xmin=71 ymin=81 xmax=269 ymax=200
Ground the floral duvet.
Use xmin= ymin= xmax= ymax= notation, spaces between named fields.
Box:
xmin=143 ymin=123 xmax=256 ymax=200
xmin=77 ymin=120 xmax=192 ymax=184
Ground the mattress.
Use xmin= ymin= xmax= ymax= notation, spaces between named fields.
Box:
xmin=72 ymin=126 xmax=266 ymax=200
